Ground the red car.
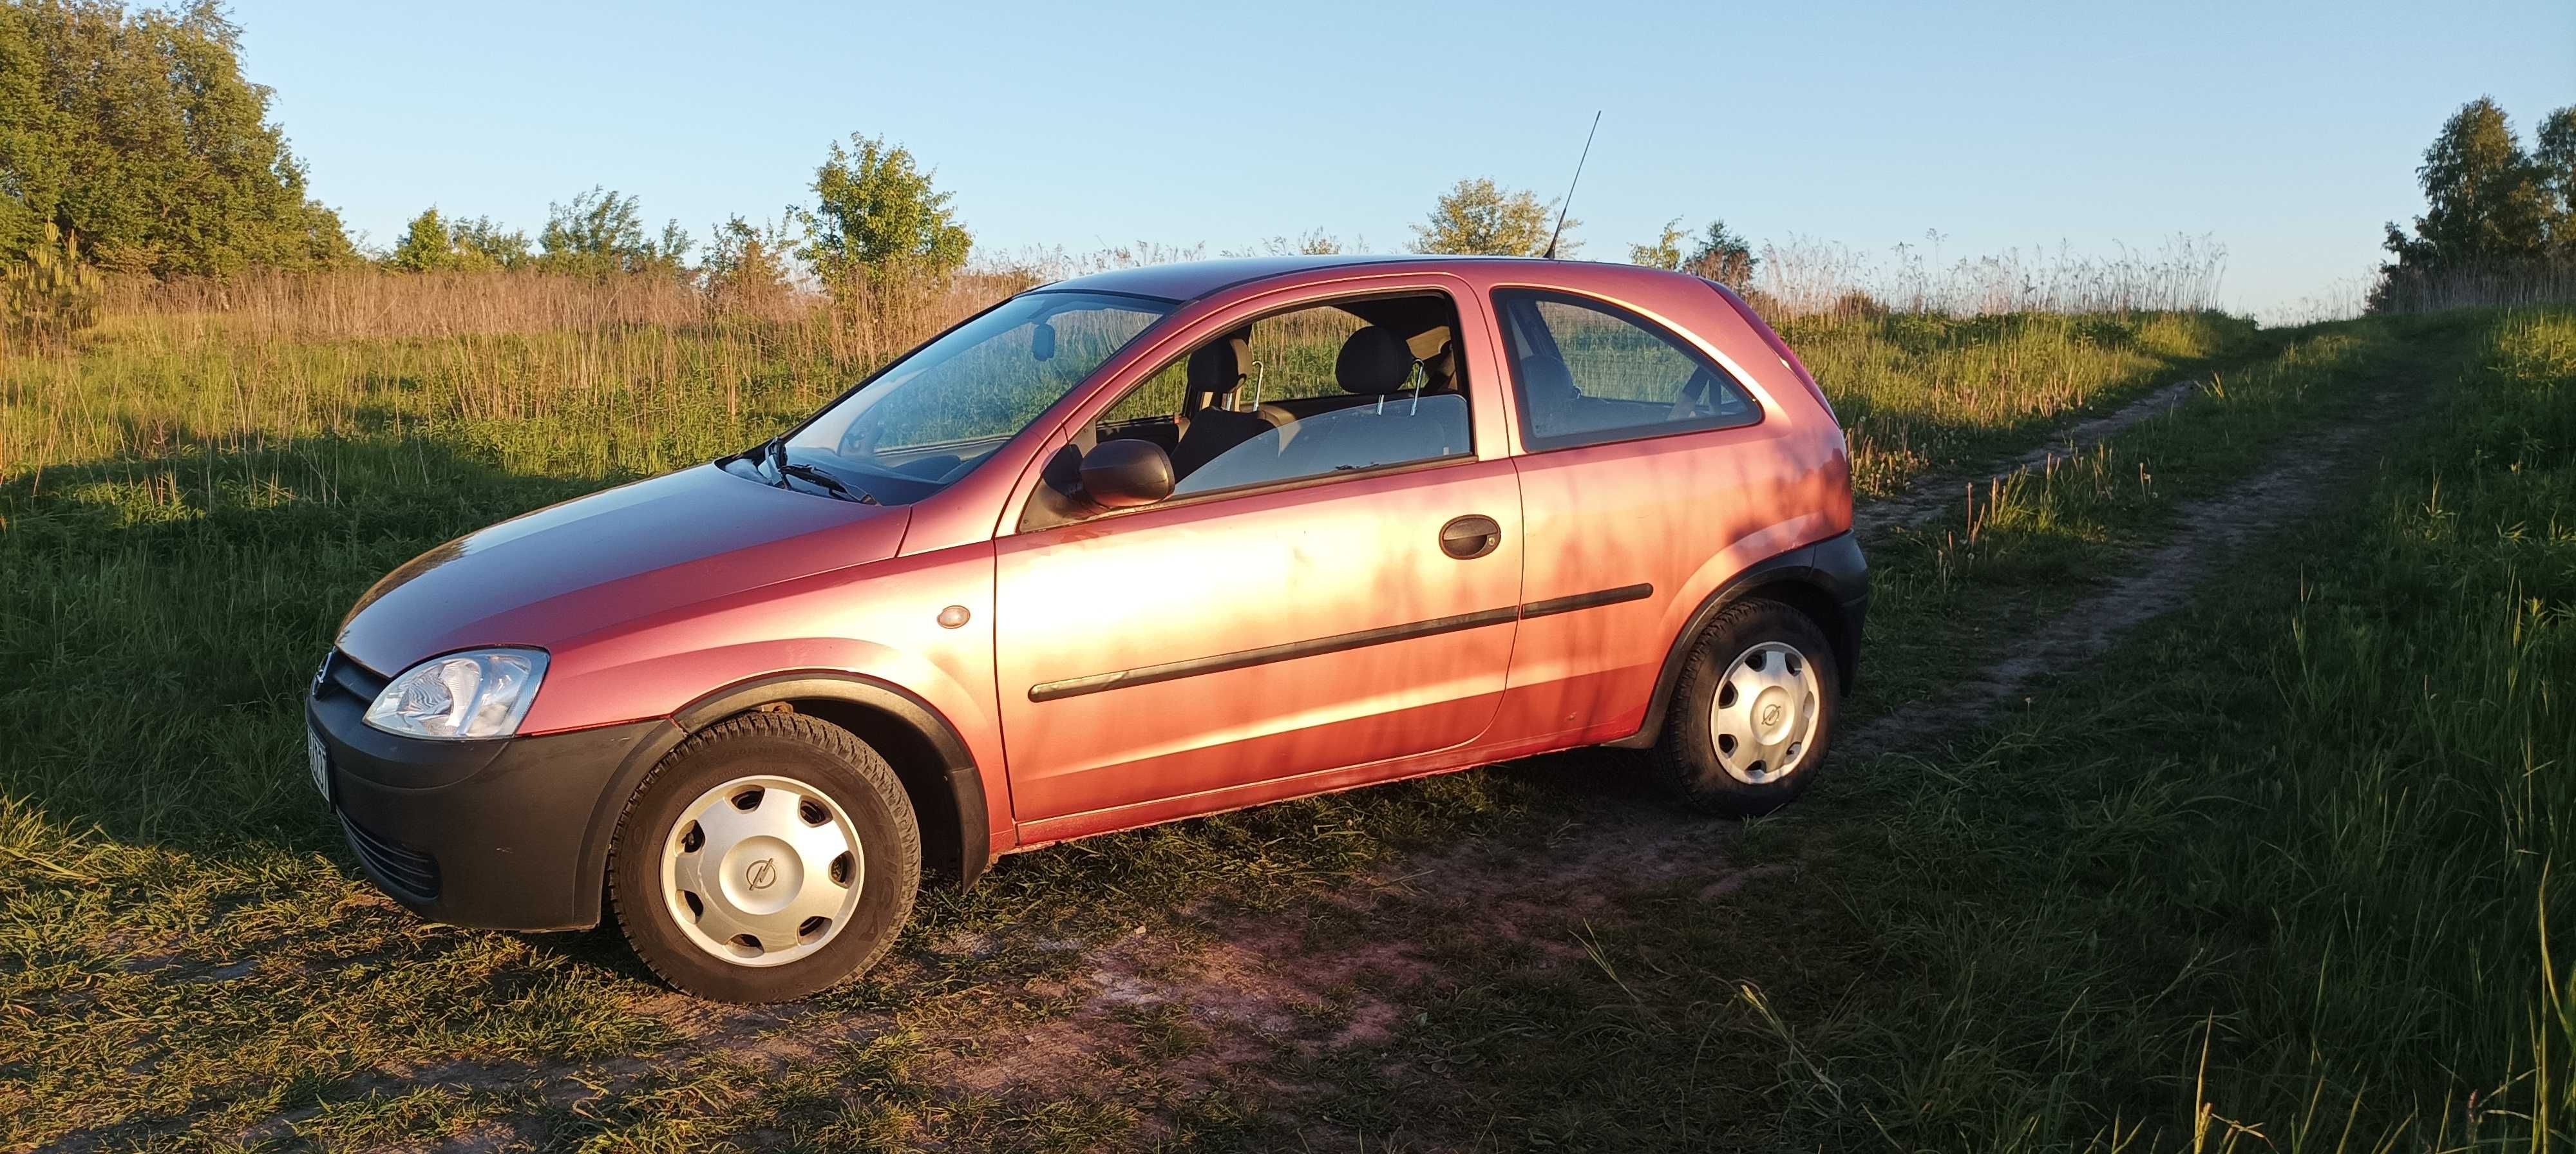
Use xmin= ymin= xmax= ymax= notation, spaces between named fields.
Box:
xmin=309 ymin=255 xmax=1866 ymax=1001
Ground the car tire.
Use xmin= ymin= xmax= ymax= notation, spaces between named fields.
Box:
xmin=1656 ymin=598 xmax=1841 ymax=817
xmin=607 ymin=712 xmax=920 ymax=1003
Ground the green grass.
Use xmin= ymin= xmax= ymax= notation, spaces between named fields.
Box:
xmin=0 ymin=277 xmax=2472 ymax=1149
xmin=1789 ymin=308 xmax=2255 ymax=497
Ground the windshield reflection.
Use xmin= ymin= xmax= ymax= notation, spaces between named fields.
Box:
xmin=764 ymin=291 xmax=1175 ymax=504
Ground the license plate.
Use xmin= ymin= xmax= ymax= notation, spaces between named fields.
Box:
xmin=308 ymin=728 xmax=332 ymax=802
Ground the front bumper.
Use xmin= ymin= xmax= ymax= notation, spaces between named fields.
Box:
xmin=308 ymin=650 xmax=677 ymax=931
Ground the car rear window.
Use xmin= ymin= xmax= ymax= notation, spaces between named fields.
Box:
xmin=1494 ymin=288 xmax=1760 ymax=451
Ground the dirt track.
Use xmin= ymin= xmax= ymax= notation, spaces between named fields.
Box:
xmin=1848 ymin=383 xmax=2393 ymax=753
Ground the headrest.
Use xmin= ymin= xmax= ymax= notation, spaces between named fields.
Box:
xmin=1418 ymin=340 xmax=1456 ymax=390
xmin=1335 ymin=326 xmax=1416 ymax=395
xmin=1187 ymin=336 xmax=1247 ymax=398
xmin=1517 ymin=353 xmax=1578 ymax=402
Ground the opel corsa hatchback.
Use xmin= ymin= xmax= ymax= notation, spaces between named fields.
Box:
xmin=309 ymin=256 xmax=1867 ymax=1001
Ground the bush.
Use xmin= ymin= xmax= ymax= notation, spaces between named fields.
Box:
xmin=3 ymin=225 xmax=104 ymax=350
xmin=702 ymin=215 xmax=802 ymax=317
xmin=801 ymin=134 xmax=971 ymax=298
xmin=1828 ymin=289 xmax=1889 ymax=320
xmin=536 ymin=187 xmax=690 ymax=279
xmin=1409 ymin=176 xmax=1569 ymax=256
xmin=386 ymin=208 xmax=531 ymax=273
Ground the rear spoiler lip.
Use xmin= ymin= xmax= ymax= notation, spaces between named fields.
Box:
xmin=1703 ymin=279 xmax=1835 ymax=423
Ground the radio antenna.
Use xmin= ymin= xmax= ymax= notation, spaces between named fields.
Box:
xmin=1542 ymin=111 xmax=1601 ymax=260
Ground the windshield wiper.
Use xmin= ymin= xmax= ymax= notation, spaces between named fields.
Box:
xmin=779 ymin=461 xmax=880 ymax=505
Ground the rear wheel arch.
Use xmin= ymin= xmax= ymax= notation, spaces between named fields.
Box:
xmin=1609 ymin=538 xmax=1865 ymax=749
xmin=1744 ymin=580 xmax=1856 ymax=687
xmin=573 ymin=673 xmax=992 ymax=927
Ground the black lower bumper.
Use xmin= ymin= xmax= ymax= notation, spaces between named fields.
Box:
xmin=1811 ymin=530 xmax=1871 ymax=691
xmin=307 ymin=657 xmax=677 ymax=931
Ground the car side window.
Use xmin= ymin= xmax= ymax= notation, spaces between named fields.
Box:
xmin=1494 ymin=289 xmax=1760 ymax=451
xmin=1077 ymin=292 xmax=1474 ymax=507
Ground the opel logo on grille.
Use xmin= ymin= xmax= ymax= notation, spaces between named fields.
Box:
xmin=745 ymin=858 xmax=778 ymax=891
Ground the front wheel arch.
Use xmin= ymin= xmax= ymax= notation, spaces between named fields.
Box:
xmin=570 ymin=673 xmax=993 ymax=929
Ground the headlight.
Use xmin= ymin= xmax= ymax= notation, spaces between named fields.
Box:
xmin=363 ymin=648 xmax=549 ymax=740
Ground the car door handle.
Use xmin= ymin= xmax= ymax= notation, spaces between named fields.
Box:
xmin=1439 ymin=515 xmax=1502 ymax=560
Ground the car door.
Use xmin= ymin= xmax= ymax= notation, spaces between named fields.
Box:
xmin=1488 ymin=283 xmax=1818 ymax=747
xmin=992 ymin=279 xmax=1522 ymax=830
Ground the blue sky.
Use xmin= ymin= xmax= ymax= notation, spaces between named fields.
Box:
xmin=234 ymin=0 xmax=2571 ymax=316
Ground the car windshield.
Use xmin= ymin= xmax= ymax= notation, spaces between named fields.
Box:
xmin=768 ymin=290 xmax=1175 ymax=504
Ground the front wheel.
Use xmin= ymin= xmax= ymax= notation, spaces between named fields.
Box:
xmin=1655 ymin=599 xmax=1840 ymax=817
xmin=607 ymin=712 xmax=920 ymax=1003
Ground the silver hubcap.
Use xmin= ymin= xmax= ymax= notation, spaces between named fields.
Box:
xmin=661 ymin=775 xmax=862 ymax=967
xmin=1709 ymin=641 xmax=1821 ymax=785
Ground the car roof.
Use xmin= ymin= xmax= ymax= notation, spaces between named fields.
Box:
xmin=1039 ymin=254 xmax=1655 ymax=303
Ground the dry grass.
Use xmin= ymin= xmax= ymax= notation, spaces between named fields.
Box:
xmin=5 ymin=260 xmax=2251 ymax=506
xmin=3 ymin=269 xmax=1018 ymax=483
xmin=1748 ymin=232 xmax=2230 ymax=320
xmin=97 ymin=265 xmax=1037 ymax=346
xmin=2369 ymin=258 xmax=2576 ymax=314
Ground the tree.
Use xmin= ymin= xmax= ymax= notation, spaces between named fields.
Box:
xmin=1409 ymin=178 xmax=1573 ymax=256
xmin=0 ymin=0 xmax=352 ymax=274
xmin=536 ymin=186 xmax=689 ymax=278
xmin=1629 ymin=218 xmax=1687 ymax=269
xmin=798 ymin=134 xmax=971 ymax=290
xmin=2383 ymin=97 xmax=2555 ymax=269
xmin=2536 ymin=106 xmax=2576 ymax=256
xmin=2373 ymin=98 xmax=2576 ymax=310
xmin=1683 ymin=220 xmax=1757 ymax=287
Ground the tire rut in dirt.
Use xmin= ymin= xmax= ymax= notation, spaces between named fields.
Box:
xmin=1844 ymin=393 xmax=2397 ymax=756
xmin=1854 ymin=377 xmax=2206 ymax=540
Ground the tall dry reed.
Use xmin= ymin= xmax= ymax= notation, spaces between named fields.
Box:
xmin=2367 ymin=259 xmax=2576 ymax=314
xmin=1748 ymin=232 xmax=2229 ymax=323
xmin=8 ymin=243 xmax=2252 ymax=488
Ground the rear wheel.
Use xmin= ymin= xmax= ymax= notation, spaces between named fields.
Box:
xmin=1656 ymin=599 xmax=1839 ymax=816
xmin=608 ymin=712 xmax=919 ymax=1003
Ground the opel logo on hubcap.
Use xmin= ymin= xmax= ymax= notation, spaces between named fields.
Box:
xmin=1760 ymin=703 xmax=1784 ymax=728
xmin=745 ymin=858 xmax=778 ymax=891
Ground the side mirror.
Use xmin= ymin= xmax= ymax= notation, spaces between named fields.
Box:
xmin=1077 ymin=439 xmax=1174 ymax=509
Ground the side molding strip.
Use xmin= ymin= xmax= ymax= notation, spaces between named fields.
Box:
xmin=1520 ymin=582 xmax=1654 ymax=619
xmin=1027 ymin=583 xmax=1653 ymax=703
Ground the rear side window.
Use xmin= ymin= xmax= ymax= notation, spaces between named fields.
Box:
xmin=1494 ymin=289 xmax=1759 ymax=451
